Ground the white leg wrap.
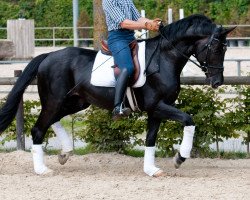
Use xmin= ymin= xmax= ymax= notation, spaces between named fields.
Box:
xmin=51 ymin=122 xmax=73 ymax=153
xmin=180 ymin=125 xmax=195 ymax=158
xmin=32 ymin=144 xmax=49 ymax=175
xmin=144 ymin=146 xmax=160 ymax=176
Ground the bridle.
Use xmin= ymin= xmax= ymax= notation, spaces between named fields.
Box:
xmin=158 ymin=26 xmax=227 ymax=76
xmin=194 ymin=33 xmax=227 ymax=74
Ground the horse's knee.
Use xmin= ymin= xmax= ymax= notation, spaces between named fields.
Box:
xmin=31 ymin=127 xmax=45 ymax=144
xmin=181 ymin=113 xmax=195 ymax=126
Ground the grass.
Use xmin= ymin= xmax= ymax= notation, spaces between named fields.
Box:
xmin=203 ymin=150 xmax=250 ymax=159
xmin=1 ymin=146 xmax=249 ymax=159
xmin=0 ymin=148 xmax=19 ymax=153
xmin=124 ymin=148 xmax=144 ymax=157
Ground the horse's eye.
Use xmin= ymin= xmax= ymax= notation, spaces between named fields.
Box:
xmin=212 ymin=48 xmax=221 ymax=54
xmin=212 ymin=45 xmax=227 ymax=54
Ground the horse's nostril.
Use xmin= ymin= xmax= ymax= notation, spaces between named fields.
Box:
xmin=212 ymin=81 xmax=221 ymax=88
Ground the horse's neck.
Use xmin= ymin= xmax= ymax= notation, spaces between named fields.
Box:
xmin=160 ymin=39 xmax=193 ymax=74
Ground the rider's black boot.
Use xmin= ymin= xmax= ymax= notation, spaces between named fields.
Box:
xmin=112 ymin=69 xmax=132 ymax=121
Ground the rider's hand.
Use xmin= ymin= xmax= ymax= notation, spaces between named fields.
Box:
xmin=145 ymin=18 xmax=161 ymax=32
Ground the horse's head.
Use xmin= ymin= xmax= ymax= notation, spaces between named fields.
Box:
xmin=194 ymin=26 xmax=236 ymax=88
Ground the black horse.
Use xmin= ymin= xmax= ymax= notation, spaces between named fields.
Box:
xmin=0 ymin=14 xmax=234 ymax=176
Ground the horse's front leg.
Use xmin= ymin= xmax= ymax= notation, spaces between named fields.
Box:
xmin=144 ymin=115 xmax=165 ymax=177
xmin=152 ymin=100 xmax=195 ymax=169
xmin=51 ymin=122 xmax=73 ymax=165
xmin=173 ymin=126 xmax=195 ymax=169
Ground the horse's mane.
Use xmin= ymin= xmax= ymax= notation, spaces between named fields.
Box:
xmin=159 ymin=14 xmax=217 ymax=41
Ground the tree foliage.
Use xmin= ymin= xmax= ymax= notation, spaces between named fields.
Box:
xmin=133 ymin=0 xmax=249 ymax=25
xmin=0 ymin=0 xmax=248 ymax=44
xmin=0 ymin=0 xmax=249 ymax=28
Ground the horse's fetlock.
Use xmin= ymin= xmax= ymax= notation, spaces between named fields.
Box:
xmin=182 ymin=114 xmax=194 ymax=126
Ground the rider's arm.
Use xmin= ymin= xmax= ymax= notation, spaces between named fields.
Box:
xmin=120 ymin=17 xmax=161 ymax=31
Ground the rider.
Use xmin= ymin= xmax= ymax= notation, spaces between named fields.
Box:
xmin=102 ymin=0 xmax=160 ymax=120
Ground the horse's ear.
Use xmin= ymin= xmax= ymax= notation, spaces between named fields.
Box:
xmin=220 ymin=26 xmax=237 ymax=36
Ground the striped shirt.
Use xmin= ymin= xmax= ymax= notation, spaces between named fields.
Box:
xmin=102 ymin=0 xmax=141 ymax=31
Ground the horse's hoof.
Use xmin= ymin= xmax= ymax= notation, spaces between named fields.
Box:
xmin=58 ymin=151 xmax=73 ymax=165
xmin=152 ymin=169 xmax=166 ymax=177
xmin=41 ymin=168 xmax=54 ymax=176
xmin=34 ymin=167 xmax=54 ymax=176
xmin=173 ymin=152 xmax=186 ymax=169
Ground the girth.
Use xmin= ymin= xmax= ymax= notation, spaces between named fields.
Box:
xmin=101 ymin=40 xmax=140 ymax=86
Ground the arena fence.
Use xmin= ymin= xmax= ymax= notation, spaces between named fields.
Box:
xmin=0 ymin=25 xmax=250 ymax=47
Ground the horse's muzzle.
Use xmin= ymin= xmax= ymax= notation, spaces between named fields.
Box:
xmin=207 ymin=74 xmax=224 ymax=89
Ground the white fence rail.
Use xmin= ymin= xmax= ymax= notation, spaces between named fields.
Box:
xmin=0 ymin=58 xmax=249 ymax=96
xmin=1 ymin=25 xmax=250 ymax=47
xmin=34 ymin=26 xmax=93 ymax=47
xmin=0 ymin=58 xmax=249 ymax=75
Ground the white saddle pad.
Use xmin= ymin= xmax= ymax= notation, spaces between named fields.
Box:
xmin=90 ymin=41 xmax=146 ymax=88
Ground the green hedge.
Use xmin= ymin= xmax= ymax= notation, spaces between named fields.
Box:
xmin=79 ymin=85 xmax=246 ymax=156
xmin=0 ymin=0 xmax=249 ymax=43
xmin=0 ymin=0 xmax=248 ymax=26
xmin=1 ymin=85 xmax=249 ymax=155
xmin=134 ymin=0 xmax=249 ymax=25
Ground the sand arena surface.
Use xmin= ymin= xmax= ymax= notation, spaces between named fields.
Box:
xmin=0 ymin=151 xmax=249 ymax=200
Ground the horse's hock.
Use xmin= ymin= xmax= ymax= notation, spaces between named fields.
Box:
xmin=0 ymin=40 xmax=15 ymax=60
xmin=7 ymin=19 xmax=35 ymax=59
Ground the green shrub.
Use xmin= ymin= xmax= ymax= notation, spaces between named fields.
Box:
xmin=1 ymin=84 xmax=249 ymax=156
xmin=157 ymin=86 xmax=236 ymax=157
xmin=78 ymin=106 xmax=146 ymax=153
xmin=226 ymin=85 xmax=250 ymax=154
xmin=0 ymin=99 xmax=54 ymax=146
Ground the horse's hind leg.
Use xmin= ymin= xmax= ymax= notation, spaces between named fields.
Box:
xmin=51 ymin=95 xmax=90 ymax=165
xmin=31 ymin=106 xmax=60 ymax=175
xmin=51 ymin=122 xmax=73 ymax=165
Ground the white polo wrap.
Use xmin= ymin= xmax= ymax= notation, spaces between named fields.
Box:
xmin=180 ymin=125 xmax=195 ymax=158
xmin=144 ymin=146 xmax=160 ymax=176
xmin=32 ymin=144 xmax=48 ymax=175
xmin=51 ymin=122 xmax=73 ymax=153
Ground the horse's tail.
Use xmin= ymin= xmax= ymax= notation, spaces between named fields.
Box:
xmin=0 ymin=53 xmax=49 ymax=133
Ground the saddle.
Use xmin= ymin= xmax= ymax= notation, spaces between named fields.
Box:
xmin=101 ymin=40 xmax=140 ymax=86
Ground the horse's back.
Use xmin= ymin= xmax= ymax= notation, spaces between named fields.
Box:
xmin=38 ymin=47 xmax=97 ymax=72
xmin=37 ymin=47 xmax=97 ymax=85
xmin=37 ymin=47 xmax=97 ymax=99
